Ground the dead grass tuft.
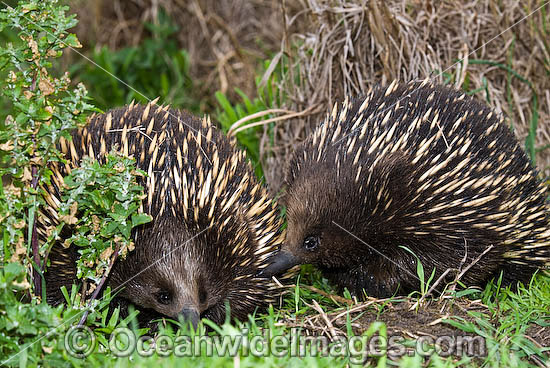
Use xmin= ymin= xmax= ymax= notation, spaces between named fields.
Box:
xmin=69 ymin=0 xmax=294 ymax=110
xmin=263 ymin=0 xmax=550 ymax=190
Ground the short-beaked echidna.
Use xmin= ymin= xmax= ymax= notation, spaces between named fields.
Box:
xmin=262 ymin=80 xmax=550 ymax=298
xmin=43 ymin=101 xmax=286 ymax=325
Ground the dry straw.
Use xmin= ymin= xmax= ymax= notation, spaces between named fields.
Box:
xmin=71 ymin=0 xmax=550 ymax=191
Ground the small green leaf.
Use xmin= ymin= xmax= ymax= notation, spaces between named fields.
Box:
xmin=63 ymin=33 xmax=81 ymax=48
xmin=132 ymin=213 xmax=152 ymax=227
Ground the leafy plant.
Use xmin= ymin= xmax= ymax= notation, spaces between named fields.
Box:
xmin=57 ymin=153 xmax=151 ymax=284
xmin=0 ymin=3 xmax=150 ymax=366
xmin=215 ymin=58 xmax=286 ymax=179
xmin=0 ymin=0 xmax=95 ymax=297
xmin=0 ymin=262 xmax=65 ymax=366
xmin=70 ymin=10 xmax=200 ymax=113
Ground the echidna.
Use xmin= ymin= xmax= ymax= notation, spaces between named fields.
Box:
xmin=42 ymin=101 xmax=286 ymax=325
xmin=261 ymin=80 xmax=550 ymax=298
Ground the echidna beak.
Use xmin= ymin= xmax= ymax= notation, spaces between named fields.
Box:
xmin=179 ymin=306 xmax=200 ymax=329
xmin=257 ymin=250 xmax=299 ymax=278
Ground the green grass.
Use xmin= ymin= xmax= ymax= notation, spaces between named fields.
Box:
xmin=215 ymin=57 xmax=286 ymax=180
xmin=29 ymin=269 xmax=546 ymax=367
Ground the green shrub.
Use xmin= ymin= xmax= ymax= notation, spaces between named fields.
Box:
xmin=70 ymin=10 xmax=199 ymax=113
xmin=0 ymin=2 xmax=150 ymax=366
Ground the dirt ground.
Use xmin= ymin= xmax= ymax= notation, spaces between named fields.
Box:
xmin=280 ymin=296 xmax=549 ymax=363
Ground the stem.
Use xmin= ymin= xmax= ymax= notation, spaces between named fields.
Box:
xmin=31 ymin=165 xmax=41 ymax=297
xmin=77 ymin=244 xmax=121 ymax=326
xmin=30 ymin=70 xmax=41 ymax=297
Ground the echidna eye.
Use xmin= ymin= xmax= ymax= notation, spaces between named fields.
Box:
xmin=198 ymin=285 xmax=208 ymax=306
xmin=303 ymin=236 xmax=320 ymax=251
xmin=156 ymin=291 xmax=172 ymax=305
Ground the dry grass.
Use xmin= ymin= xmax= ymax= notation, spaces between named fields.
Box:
xmin=68 ymin=0 xmax=550 ymax=191
xmin=69 ymin=0 xmax=295 ymax=107
xmin=262 ymin=0 xmax=550 ymax=190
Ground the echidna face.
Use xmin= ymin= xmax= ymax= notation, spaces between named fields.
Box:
xmin=263 ymin=171 xmax=363 ymax=276
xmin=109 ymin=213 xmax=276 ymax=326
xmin=109 ymin=225 xmax=230 ymax=326
xmin=115 ymin=253 xmax=217 ymax=326
xmin=286 ymin=183 xmax=362 ymax=266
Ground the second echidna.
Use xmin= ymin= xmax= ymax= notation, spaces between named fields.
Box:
xmin=262 ymin=80 xmax=550 ymax=298
xmin=43 ymin=101 xmax=286 ymax=325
